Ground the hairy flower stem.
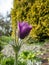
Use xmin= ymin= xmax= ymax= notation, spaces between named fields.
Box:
xmin=14 ymin=29 xmax=18 ymax=65
xmin=14 ymin=52 xmax=18 ymax=65
xmin=13 ymin=29 xmax=22 ymax=65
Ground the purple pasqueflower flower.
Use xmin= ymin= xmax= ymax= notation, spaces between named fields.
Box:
xmin=18 ymin=21 xmax=32 ymax=39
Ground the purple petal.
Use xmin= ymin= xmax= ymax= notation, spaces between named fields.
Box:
xmin=21 ymin=24 xmax=32 ymax=33
xmin=18 ymin=22 xmax=28 ymax=32
xmin=18 ymin=21 xmax=32 ymax=39
xmin=20 ymin=25 xmax=32 ymax=39
xmin=20 ymin=22 xmax=28 ymax=27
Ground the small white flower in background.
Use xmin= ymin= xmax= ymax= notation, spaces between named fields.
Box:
xmin=36 ymin=61 xmax=42 ymax=65
xmin=27 ymin=60 xmax=42 ymax=65
xmin=27 ymin=60 xmax=34 ymax=65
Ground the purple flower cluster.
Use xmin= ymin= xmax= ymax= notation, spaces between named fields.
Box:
xmin=18 ymin=21 xmax=32 ymax=39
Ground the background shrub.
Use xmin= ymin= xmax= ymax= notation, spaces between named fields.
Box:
xmin=11 ymin=0 xmax=49 ymax=41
